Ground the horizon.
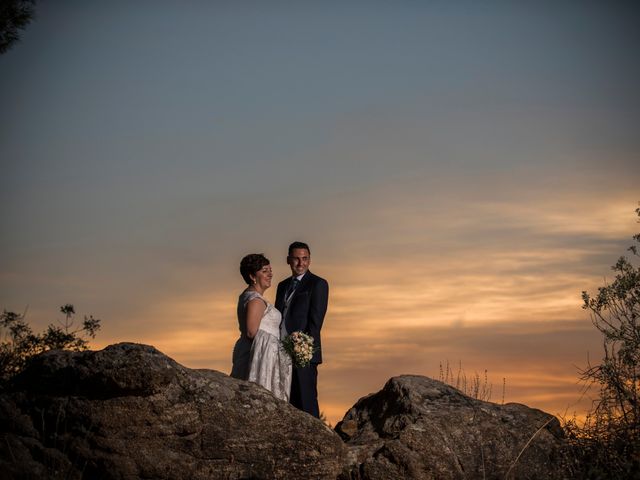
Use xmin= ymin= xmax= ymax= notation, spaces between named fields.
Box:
xmin=1 ymin=1 xmax=639 ymax=426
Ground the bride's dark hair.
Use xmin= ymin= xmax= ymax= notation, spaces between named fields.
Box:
xmin=240 ymin=253 xmax=270 ymax=285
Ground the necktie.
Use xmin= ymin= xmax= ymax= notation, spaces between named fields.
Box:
xmin=281 ymin=278 xmax=299 ymax=337
xmin=286 ymin=278 xmax=299 ymax=301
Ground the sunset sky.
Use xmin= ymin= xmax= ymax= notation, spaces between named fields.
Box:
xmin=1 ymin=1 xmax=639 ymax=425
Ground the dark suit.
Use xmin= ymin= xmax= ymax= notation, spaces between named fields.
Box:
xmin=275 ymin=270 xmax=329 ymax=417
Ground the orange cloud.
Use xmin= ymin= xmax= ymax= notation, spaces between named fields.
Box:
xmin=27 ymin=184 xmax=635 ymax=428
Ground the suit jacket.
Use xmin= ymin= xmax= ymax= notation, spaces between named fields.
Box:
xmin=275 ymin=270 xmax=329 ymax=364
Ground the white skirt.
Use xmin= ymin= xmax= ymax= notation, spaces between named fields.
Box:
xmin=248 ymin=328 xmax=292 ymax=401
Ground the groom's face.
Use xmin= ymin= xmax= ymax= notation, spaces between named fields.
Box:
xmin=287 ymin=248 xmax=310 ymax=277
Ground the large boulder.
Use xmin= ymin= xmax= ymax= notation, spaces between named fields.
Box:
xmin=335 ymin=375 xmax=577 ymax=480
xmin=0 ymin=343 xmax=346 ymax=479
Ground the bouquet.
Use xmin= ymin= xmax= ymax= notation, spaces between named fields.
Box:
xmin=281 ymin=331 xmax=315 ymax=368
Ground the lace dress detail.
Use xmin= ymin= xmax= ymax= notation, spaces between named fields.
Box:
xmin=231 ymin=290 xmax=292 ymax=401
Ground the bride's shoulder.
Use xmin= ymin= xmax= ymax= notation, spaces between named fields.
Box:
xmin=240 ymin=289 xmax=268 ymax=306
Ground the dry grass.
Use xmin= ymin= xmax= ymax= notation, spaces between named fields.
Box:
xmin=438 ymin=360 xmax=505 ymax=403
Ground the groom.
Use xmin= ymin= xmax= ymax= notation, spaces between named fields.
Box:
xmin=276 ymin=241 xmax=329 ymax=418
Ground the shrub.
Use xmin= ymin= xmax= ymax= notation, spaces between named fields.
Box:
xmin=0 ymin=304 xmax=100 ymax=382
xmin=564 ymin=207 xmax=640 ymax=479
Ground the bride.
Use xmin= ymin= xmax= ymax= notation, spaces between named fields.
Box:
xmin=231 ymin=253 xmax=292 ymax=401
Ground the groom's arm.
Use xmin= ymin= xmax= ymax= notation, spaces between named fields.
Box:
xmin=307 ymin=278 xmax=329 ymax=336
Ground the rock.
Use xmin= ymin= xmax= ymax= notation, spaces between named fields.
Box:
xmin=335 ymin=375 xmax=577 ymax=480
xmin=0 ymin=343 xmax=346 ymax=479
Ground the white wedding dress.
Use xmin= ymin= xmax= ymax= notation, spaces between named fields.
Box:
xmin=231 ymin=289 xmax=292 ymax=401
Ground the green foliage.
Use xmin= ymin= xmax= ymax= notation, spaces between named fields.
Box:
xmin=0 ymin=304 xmax=101 ymax=381
xmin=566 ymin=207 xmax=640 ymax=479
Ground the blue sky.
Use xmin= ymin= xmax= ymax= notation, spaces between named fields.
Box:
xmin=1 ymin=1 xmax=639 ymax=423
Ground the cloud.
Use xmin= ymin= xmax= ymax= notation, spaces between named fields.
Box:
xmin=317 ymin=318 xmax=602 ymax=424
xmin=26 ymin=176 xmax=630 ymax=427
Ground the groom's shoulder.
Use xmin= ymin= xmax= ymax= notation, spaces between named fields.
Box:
xmin=307 ymin=271 xmax=328 ymax=286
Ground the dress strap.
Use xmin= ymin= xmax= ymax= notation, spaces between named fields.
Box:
xmin=243 ymin=290 xmax=268 ymax=308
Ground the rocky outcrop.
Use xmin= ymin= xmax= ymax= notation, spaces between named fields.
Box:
xmin=0 ymin=343 xmax=346 ymax=479
xmin=335 ymin=375 xmax=576 ymax=480
xmin=0 ymin=345 xmax=578 ymax=480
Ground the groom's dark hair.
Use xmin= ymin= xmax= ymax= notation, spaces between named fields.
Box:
xmin=288 ymin=241 xmax=310 ymax=256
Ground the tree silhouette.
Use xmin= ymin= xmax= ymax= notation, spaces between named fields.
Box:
xmin=0 ymin=0 xmax=36 ymax=55
xmin=0 ymin=304 xmax=101 ymax=382
xmin=565 ymin=206 xmax=640 ymax=479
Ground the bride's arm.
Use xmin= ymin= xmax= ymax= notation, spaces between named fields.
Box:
xmin=246 ymin=298 xmax=266 ymax=339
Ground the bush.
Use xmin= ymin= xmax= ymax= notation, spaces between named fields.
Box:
xmin=0 ymin=304 xmax=100 ymax=382
xmin=564 ymin=207 xmax=640 ymax=479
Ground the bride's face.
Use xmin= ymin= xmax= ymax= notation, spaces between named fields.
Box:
xmin=252 ymin=264 xmax=273 ymax=290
